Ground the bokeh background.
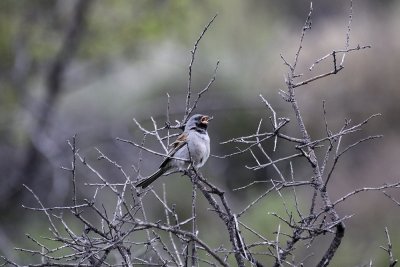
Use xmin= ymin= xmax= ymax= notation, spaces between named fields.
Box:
xmin=1 ymin=0 xmax=400 ymax=265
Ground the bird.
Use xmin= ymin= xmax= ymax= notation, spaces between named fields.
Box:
xmin=136 ymin=114 xmax=211 ymax=188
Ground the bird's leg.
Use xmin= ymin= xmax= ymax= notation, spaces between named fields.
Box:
xmin=181 ymin=161 xmax=193 ymax=175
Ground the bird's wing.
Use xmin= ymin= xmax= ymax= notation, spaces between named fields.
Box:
xmin=159 ymin=132 xmax=188 ymax=168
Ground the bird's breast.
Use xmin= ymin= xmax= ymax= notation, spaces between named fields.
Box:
xmin=188 ymin=132 xmax=210 ymax=168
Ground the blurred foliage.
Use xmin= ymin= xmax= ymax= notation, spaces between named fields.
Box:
xmin=1 ymin=0 xmax=400 ymax=265
xmin=83 ymin=0 xmax=191 ymax=58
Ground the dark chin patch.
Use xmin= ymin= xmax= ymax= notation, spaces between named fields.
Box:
xmin=197 ymin=122 xmax=208 ymax=130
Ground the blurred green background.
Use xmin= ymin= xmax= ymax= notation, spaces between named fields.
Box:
xmin=1 ymin=0 xmax=400 ymax=265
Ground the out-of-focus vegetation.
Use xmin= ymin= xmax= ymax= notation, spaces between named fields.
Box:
xmin=1 ymin=0 xmax=400 ymax=265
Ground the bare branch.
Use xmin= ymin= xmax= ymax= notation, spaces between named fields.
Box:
xmin=333 ymin=182 xmax=400 ymax=207
xmin=379 ymin=227 xmax=398 ymax=267
xmin=340 ymin=0 xmax=353 ymax=67
xmin=184 ymin=14 xmax=218 ymax=122
xmin=292 ymin=2 xmax=313 ymax=71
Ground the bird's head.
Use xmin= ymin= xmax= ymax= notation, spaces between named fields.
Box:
xmin=186 ymin=114 xmax=211 ymax=131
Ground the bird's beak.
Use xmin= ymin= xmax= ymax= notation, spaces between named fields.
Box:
xmin=201 ymin=115 xmax=210 ymax=125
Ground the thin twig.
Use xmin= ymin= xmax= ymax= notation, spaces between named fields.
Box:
xmin=184 ymin=14 xmax=218 ymax=122
xmin=379 ymin=227 xmax=398 ymax=267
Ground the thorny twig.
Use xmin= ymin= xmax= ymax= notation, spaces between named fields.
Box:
xmin=215 ymin=2 xmax=387 ymax=267
xmin=184 ymin=14 xmax=218 ymax=123
xmin=379 ymin=227 xmax=398 ymax=267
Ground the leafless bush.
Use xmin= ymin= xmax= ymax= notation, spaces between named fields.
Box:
xmin=2 ymin=2 xmax=399 ymax=267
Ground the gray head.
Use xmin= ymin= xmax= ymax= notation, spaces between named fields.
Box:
xmin=185 ymin=114 xmax=210 ymax=132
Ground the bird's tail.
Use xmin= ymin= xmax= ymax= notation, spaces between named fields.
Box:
xmin=136 ymin=168 xmax=164 ymax=188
